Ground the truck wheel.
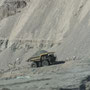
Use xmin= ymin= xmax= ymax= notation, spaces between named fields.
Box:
xmin=42 ymin=60 xmax=49 ymax=66
xmin=31 ymin=62 xmax=37 ymax=68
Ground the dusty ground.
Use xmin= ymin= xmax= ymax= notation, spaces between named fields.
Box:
xmin=0 ymin=59 xmax=90 ymax=90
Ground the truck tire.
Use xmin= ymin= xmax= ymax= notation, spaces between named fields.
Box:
xmin=42 ymin=60 xmax=49 ymax=66
xmin=31 ymin=62 xmax=37 ymax=68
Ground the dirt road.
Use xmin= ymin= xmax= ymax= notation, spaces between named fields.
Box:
xmin=0 ymin=59 xmax=90 ymax=90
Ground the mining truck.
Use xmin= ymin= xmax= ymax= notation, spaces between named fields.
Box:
xmin=27 ymin=50 xmax=56 ymax=68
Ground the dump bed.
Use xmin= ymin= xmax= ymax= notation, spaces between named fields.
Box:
xmin=27 ymin=51 xmax=55 ymax=62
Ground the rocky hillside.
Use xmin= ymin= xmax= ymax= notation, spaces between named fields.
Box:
xmin=0 ymin=0 xmax=90 ymax=90
xmin=0 ymin=0 xmax=90 ymax=77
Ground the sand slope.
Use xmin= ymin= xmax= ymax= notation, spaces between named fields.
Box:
xmin=0 ymin=0 xmax=90 ymax=81
xmin=0 ymin=0 xmax=90 ymax=90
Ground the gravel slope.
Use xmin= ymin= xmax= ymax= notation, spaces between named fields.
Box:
xmin=0 ymin=59 xmax=90 ymax=90
xmin=0 ymin=0 xmax=90 ymax=89
xmin=0 ymin=0 xmax=90 ymax=69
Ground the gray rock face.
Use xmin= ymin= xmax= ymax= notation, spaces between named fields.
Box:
xmin=0 ymin=0 xmax=90 ymax=89
xmin=0 ymin=0 xmax=27 ymax=21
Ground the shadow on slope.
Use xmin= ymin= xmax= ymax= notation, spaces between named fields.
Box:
xmin=54 ymin=61 xmax=65 ymax=65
